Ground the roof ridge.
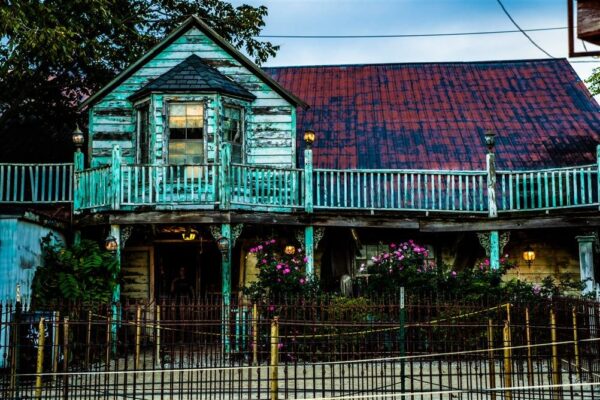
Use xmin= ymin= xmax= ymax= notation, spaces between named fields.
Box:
xmin=263 ymin=58 xmax=569 ymax=69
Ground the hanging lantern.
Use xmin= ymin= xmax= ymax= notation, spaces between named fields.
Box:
xmin=182 ymin=227 xmax=197 ymax=241
xmin=304 ymin=129 xmax=316 ymax=149
xmin=522 ymin=245 xmax=535 ymax=268
xmin=72 ymin=124 xmax=85 ymax=150
xmin=105 ymin=235 xmax=118 ymax=253
xmin=284 ymin=245 xmax=296 ymax=255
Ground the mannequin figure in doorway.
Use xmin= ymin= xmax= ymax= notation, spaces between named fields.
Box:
xmin=170 ymin=266 xmax=194 ymax=302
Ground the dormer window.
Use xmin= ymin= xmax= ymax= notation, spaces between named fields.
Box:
xmin=168 ymin=103 xmax=204 ymax=165
xmin=223 ymin=106 xmax=243 ymax=163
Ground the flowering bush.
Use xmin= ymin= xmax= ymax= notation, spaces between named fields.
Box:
xmin=243 ymin=239 xmax=319 ymax=301
xmin=358 ymin=240 xmax=444 ymax=295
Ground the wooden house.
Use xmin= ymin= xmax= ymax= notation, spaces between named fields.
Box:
xmin=2 ymin=16 xmax=600 ymax=306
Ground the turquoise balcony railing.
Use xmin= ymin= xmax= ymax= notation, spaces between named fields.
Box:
xmin=0 ymin=163 xmax=73 ymax=204
xmin=2 ymin=145 xmax=600 ymax=216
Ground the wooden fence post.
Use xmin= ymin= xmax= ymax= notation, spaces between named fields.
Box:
xmin=399 ymin=287 xmax=406 ymax=394
xmin=270 ymin=317 xmax=279 ymax=400
xmin=305 ymin=226 xmax=314 ymax=277
xmin=155 ymin=305 xmax=161 ymax=367
xmin=487 ymin=319 xmax=496 ymax=400
xmin=34 ymin=318 xmax=46 ymax=399
xmin=252 ymin=303 xmax=258 ymax=366
xmin=572 ymin=306 xmax=581 ymax=382
xmin=525 ymin=308 xmax=534 ymax=387
xmin=111 ymin=145 xmax=121 ymax=210
xmin=52 ymin=312 xmax=61 ymax=382
xmin=110 ymin=224 xmax=121 ymax=355
xmin=503 ymin=320 xmax=512 ymax=400
xmin=63 ymin=317 xmax=70 ymax=400
xmin=550 ymin=309 xmax=562 ymax=400
xmin=135 ymin=305 xmax=142 ymax=370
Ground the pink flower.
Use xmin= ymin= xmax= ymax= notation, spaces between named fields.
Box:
xmin=261 ymin=259 xmax=267 ymax=264
xmin=299 ymin=278 xmax=305 ymax=285
xmin=451 ymin=271 xmax=457 ymax=277
xmin=270 ymin=239 xmax=276 ymax=244
xmin=257 ymin=245 xmax=263 ymax=251
xmin=303 ymin=257 xmax=308 ymax=263
xmin=390 ymin=243 xmax=396 ymax=249
xmin=268 ymin=305 xmax=275 ymax=312
xmin=278 ymin=343 xmax=284 ymax=350
xmin=283 ymin=268 xmax=291 ymax=275
xmin=249 ymin=247 xmax=256 ymax=253
xmin=276 ymin=264 xmax=282 ymax=270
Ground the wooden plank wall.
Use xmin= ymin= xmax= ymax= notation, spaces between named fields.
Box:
xmin=90 ymin=27 xmax=295 ymax=168
xmin=122 ymin=247 xmax=154 ymax=301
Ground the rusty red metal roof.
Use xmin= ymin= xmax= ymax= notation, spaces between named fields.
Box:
xmin=265 ymin=59 xmax=600 ymax=170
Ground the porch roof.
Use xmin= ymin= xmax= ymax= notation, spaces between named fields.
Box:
xmin=265 ymin=59 xmax=600 ymax=170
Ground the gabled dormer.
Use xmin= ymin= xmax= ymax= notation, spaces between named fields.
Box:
xmin=81 ymin=16 xmax=306 ymax=169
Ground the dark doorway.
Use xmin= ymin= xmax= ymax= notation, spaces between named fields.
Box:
xmin=154 ymin=241 xmax=221 ymax=301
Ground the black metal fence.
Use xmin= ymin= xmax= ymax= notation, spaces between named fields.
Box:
xmin=1 ymin=295 xmax=599 ymax=399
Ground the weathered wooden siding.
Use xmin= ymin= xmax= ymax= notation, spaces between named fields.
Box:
xmin=90 ymin=27 xmax=295 ymax=167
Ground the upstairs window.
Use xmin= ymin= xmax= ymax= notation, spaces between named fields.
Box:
xmin=168 ymin=103 xmax=204 ymax=165
xmin=223 ymin=106 xmax=243 ymax=163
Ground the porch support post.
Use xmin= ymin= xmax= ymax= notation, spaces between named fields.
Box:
xmin=221 ymin=223 xmax=232 ymax=354
xmin=305 ymin=225 xmax=314 ymax=277
xmin=219 ymin=143 xmax=232 ymax=210
xmin=576 ymin=235 xmax=596 ymax=295
xmin=111 ymin=145 xmax=121 ymax=210
xmin=597 ymin=144 xmax=600 ymax=211
xmin=304 ymin=148 xmax=313 ymax=213
xmin=73 ymin=148 xmax=84 ymax=212
xmin=490 ymin=231 xmax=500 ymax=270
xmin=109 ymin=224 xmax=121 ymax=354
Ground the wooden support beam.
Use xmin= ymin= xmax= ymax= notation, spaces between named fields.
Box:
xmin=305 ymin=225 xmax=314 ymax=276
xmin=304 ymin=148 xmax=313 ymax=213
xmin=490 ymin=231 xmax=500 ymax=270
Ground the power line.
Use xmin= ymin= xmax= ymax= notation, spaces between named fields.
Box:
xmin=258 ymin=26 xmax=566 ymax=39
xmin=495 ymin=0 xmax=554 ymax=58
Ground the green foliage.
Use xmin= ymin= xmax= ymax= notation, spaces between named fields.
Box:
xmin=586 ymin=67 xmax=600 ymax=96
xmin=0 ymin=0 xmax=278 ymax=162
xmin=243 ymin=239 xmax=320 ymax=302
xmin=31 ymin=234 xmax=119 ymax=307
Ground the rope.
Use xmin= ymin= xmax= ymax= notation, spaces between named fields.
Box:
xmin=13 ymin=336 xmax=600 ymax=378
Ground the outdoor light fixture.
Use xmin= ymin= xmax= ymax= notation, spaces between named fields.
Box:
xmin=284 ymin=245 xmax=296 ymax=255
xmin=484 ymin=130 xmax=496 ymax=153
xmin=304 ymin=129 xmax=316 ymax=149
xmin=216 ymin=236 xmax=230 ymax=261
xmin=182 ymin=227 xmax=197 ymax=241
xmin=72 ymin=124 xmax=85 ymax=150
xmin=105 ymin=235 xmax=118 ymax=253
xmin=522 ymin=245 xmax=536 ymax=268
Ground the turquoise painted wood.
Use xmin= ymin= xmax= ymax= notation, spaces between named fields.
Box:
xmin=89 ymin=26 xmax=296 ymax=168
xmin=305 ymin=225 xmax=314 ymax=276
xmin=221 ymin=223 xmax=232 ymax=353
xmin=490 ymin=231 xmax=500 ymax=270
xmin=0 ymin=163 xmax=73 ymax=204
xmin=0 ymin=218 xmax=65 ymax=368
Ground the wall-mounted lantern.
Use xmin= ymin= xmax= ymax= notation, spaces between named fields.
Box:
xmin=72 ymin=124 xmax=85 ymax=151
xmin=217 ymin=236 xmax=230 ymax=261
xmin=304 ymin=129 xmax=316 ymax=149
xmin=284 ymin=245 xmax=296 ymax=255
xmin=484 ymin=130 xmax=495 ymax=153
xmin=105 ymin=235 xmax=118 ymax=253
xmin=522 ymin=245 xmax=536 ymax=268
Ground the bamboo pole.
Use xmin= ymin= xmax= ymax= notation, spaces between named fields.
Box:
xmin=85 ymin=310 xmax=92 ymax=369
xmin=487 ymin=319 xmax=496 ymax=400
xmin=34 ymin=318 xmax=46 ymax=399
xmin=550 ymin=309 xmax=562 ymax=400
xmin=63 ymin=317 xmax=70 ymax=400
xmin=503 ymin=320 xmax=512 ymax=400
xmin=252 ymin=303 xmax=258 ymax=366
xmin=135 ymin=305 xmax=142 ymax=370
xmin=52 ymin=312 xmax=60 ymax=382
xmin=572 ymin=306 xmax=581 ymax=382
xmin=156 ymin=305 xmax=161 ymax=367
xmin=525 ymin=307 xmax=534 ymax=387
xmin=270 ymin=317 xmax=279 ymax=400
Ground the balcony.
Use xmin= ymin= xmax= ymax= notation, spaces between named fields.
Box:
xmin=1 ymin=146 xmax=599 ymax=216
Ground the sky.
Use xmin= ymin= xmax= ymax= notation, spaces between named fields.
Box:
xmin=229 ymin=0 xmax=600 ymax=82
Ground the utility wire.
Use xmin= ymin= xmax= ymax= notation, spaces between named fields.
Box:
xmin=495 ymin=0 xmax=554 ymax=58
xmin=258 ymin=26 xmax=566 ymax=39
